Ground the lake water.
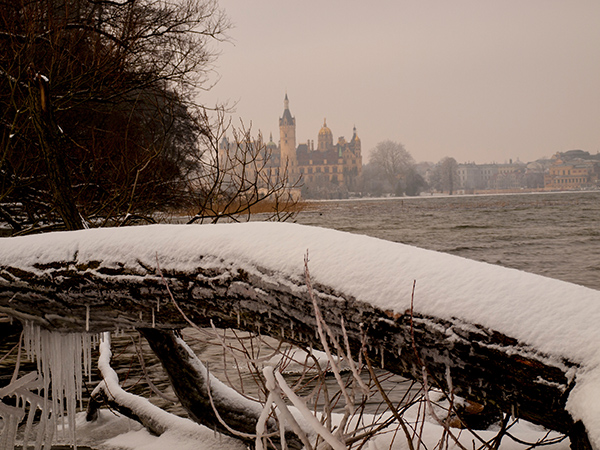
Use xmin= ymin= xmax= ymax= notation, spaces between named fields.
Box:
xmin=297 ymin=191 xmax=600 ymax=290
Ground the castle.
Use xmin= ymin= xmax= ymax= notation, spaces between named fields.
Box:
xmin=218 ymin=94 xmax=362 ymax=198
xmin=270 ymin=94 xmax=362 ymax=198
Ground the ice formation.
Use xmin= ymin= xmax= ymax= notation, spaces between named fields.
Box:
xmin=0 ymin=322 xmax=94 ymax=449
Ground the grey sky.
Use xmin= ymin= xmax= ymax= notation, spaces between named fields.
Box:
xmin=204 ymin=1 xmax=600 ymax=164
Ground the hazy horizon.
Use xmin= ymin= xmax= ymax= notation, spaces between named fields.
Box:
xmin=203 ymin=1 xmax=600 ymax=164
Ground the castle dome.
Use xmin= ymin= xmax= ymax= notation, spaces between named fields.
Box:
xmin=318 ymin=118 xmax=332 ymax=139
xmin=266 ymin=132 xmax=277 ymax=149
xmin=317 ymin=118 xmax=333 ymax=152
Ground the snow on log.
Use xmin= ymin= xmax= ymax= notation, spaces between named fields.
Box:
xmin=1 ymin=223 xmax=600 ymax=447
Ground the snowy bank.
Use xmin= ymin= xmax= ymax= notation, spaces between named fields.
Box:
xmin=1 ymin=222 xmax=600 ymax=444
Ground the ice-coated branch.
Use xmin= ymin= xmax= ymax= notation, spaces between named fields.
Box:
xmin=89 ymin=332 xmax=207 ymax=437
xmin=138 ymin=327 xmax=304 ymax=450
xmin=273 ymin=367 xmax=346 ymax=450
xmin=262 ymin=366 xmax=314 ymax=450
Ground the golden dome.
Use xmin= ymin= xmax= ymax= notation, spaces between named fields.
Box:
xmin=318 ymin=118 xmax=332 ymax=138
xmin=317 ymin=118 xmax=333 ymax=152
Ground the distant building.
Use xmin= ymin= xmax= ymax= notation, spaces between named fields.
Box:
xmin=457 ymin=163 xmax=484 ymax=190
xmin=544 ymin=152 xmax=600 ymax=190
xmin=277 ymin=94 xmax=362 ymax=198
xmin=218 ymin=95 xmax=362 ymax=199
xmin=456 ymin=160 xmax=526 ymax=192
xmin=452 ymin=151 xmax=600 ymax=193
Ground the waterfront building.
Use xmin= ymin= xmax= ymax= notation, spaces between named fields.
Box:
xmin=218 ymin=95 xmax=362 ymax=199
xmin=544 ymin=153 xmax=600 ymax=190
xmin=454 ymin=152 xmax=599 ymax=193
xmin=457 ymin=161 xmax=525 ymax=192
xmin=277 ymin=95 xmax=362 ymax=198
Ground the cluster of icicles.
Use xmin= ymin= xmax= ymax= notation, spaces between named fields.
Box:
xmin=0 ymin=321 xmax=95 ymax=450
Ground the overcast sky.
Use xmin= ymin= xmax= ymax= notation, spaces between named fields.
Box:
xmin=203 ymin=1 xmax=600 ymax=164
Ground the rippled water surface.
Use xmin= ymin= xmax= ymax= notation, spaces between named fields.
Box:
xmin=297 ymin=191 xmax=600 ymax=290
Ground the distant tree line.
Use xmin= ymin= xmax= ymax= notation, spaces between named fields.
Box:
xmin=362 ymin=140 xmax=458 ymax=196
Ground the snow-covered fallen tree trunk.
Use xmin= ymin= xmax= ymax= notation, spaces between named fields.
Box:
xmin=137 ymin=327 xmax=304 ymax=450
xmin=1 ymin=223 xmax=599 ymax=448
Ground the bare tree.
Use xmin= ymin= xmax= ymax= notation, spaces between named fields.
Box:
xmin=0 ymin=0 xmax=229 ymax=234
xmin=183 ymin=109 xmax=303 ymax=224
xmin=366 ymin=140 xmax=425 ymax=196
xmin=431 ymin=157 xmax=459 ymax=195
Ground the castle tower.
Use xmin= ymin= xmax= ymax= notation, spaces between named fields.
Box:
xmin=279 ymin=94 xmax=297 ymax=172
xmin=350 ymin=125 xmax=361 ymax=156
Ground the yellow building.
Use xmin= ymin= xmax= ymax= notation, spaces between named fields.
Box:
xmin=276 ymin=95 xmax=362 ymax=198
xmin=544 ymin=153 xmax=599 ymax=190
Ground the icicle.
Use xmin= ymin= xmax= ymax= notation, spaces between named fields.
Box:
xmin=139 ymin=311 xmax=143 ymax=320
xmin=152 ymin=307 xmax=156 ymax=328
xmin=268 ymin=310 xmax=272 ymax=319
xmin=21 ymin=322 xmax=97 ymax=449
xmin=157 ymin=297 xmax=160 ymax=312
xmin=380 ymin=347 xmax=385 ymax=369
xmin=237 ymin=311 xmax=240 ymax=327
xmin=83 ymin=332 xmax=92 ymax=383
xmin=86 ymin=304 xmax=90 ymax=332
xmin=281 ymin=326 xmax=285 ymax=338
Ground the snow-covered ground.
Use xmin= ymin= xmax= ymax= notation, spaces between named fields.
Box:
xmin=2 ymin=222 xmax=600 ymax=448
xmin=65 ymin=406 xmax=568 ymax=450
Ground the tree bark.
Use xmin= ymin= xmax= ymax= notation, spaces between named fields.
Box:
xmin=0 ymin=253 xmax=591 ymax=447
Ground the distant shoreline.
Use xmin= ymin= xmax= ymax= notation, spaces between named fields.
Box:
xmin=305 ymin=189 xmax=600 ymax=203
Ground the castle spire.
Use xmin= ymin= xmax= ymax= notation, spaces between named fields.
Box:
xmin=279 ymin=92 xmax=297 ymax=173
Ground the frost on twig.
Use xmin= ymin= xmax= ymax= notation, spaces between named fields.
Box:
xmin=88 ymin=332 xmax=210 ymax=438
